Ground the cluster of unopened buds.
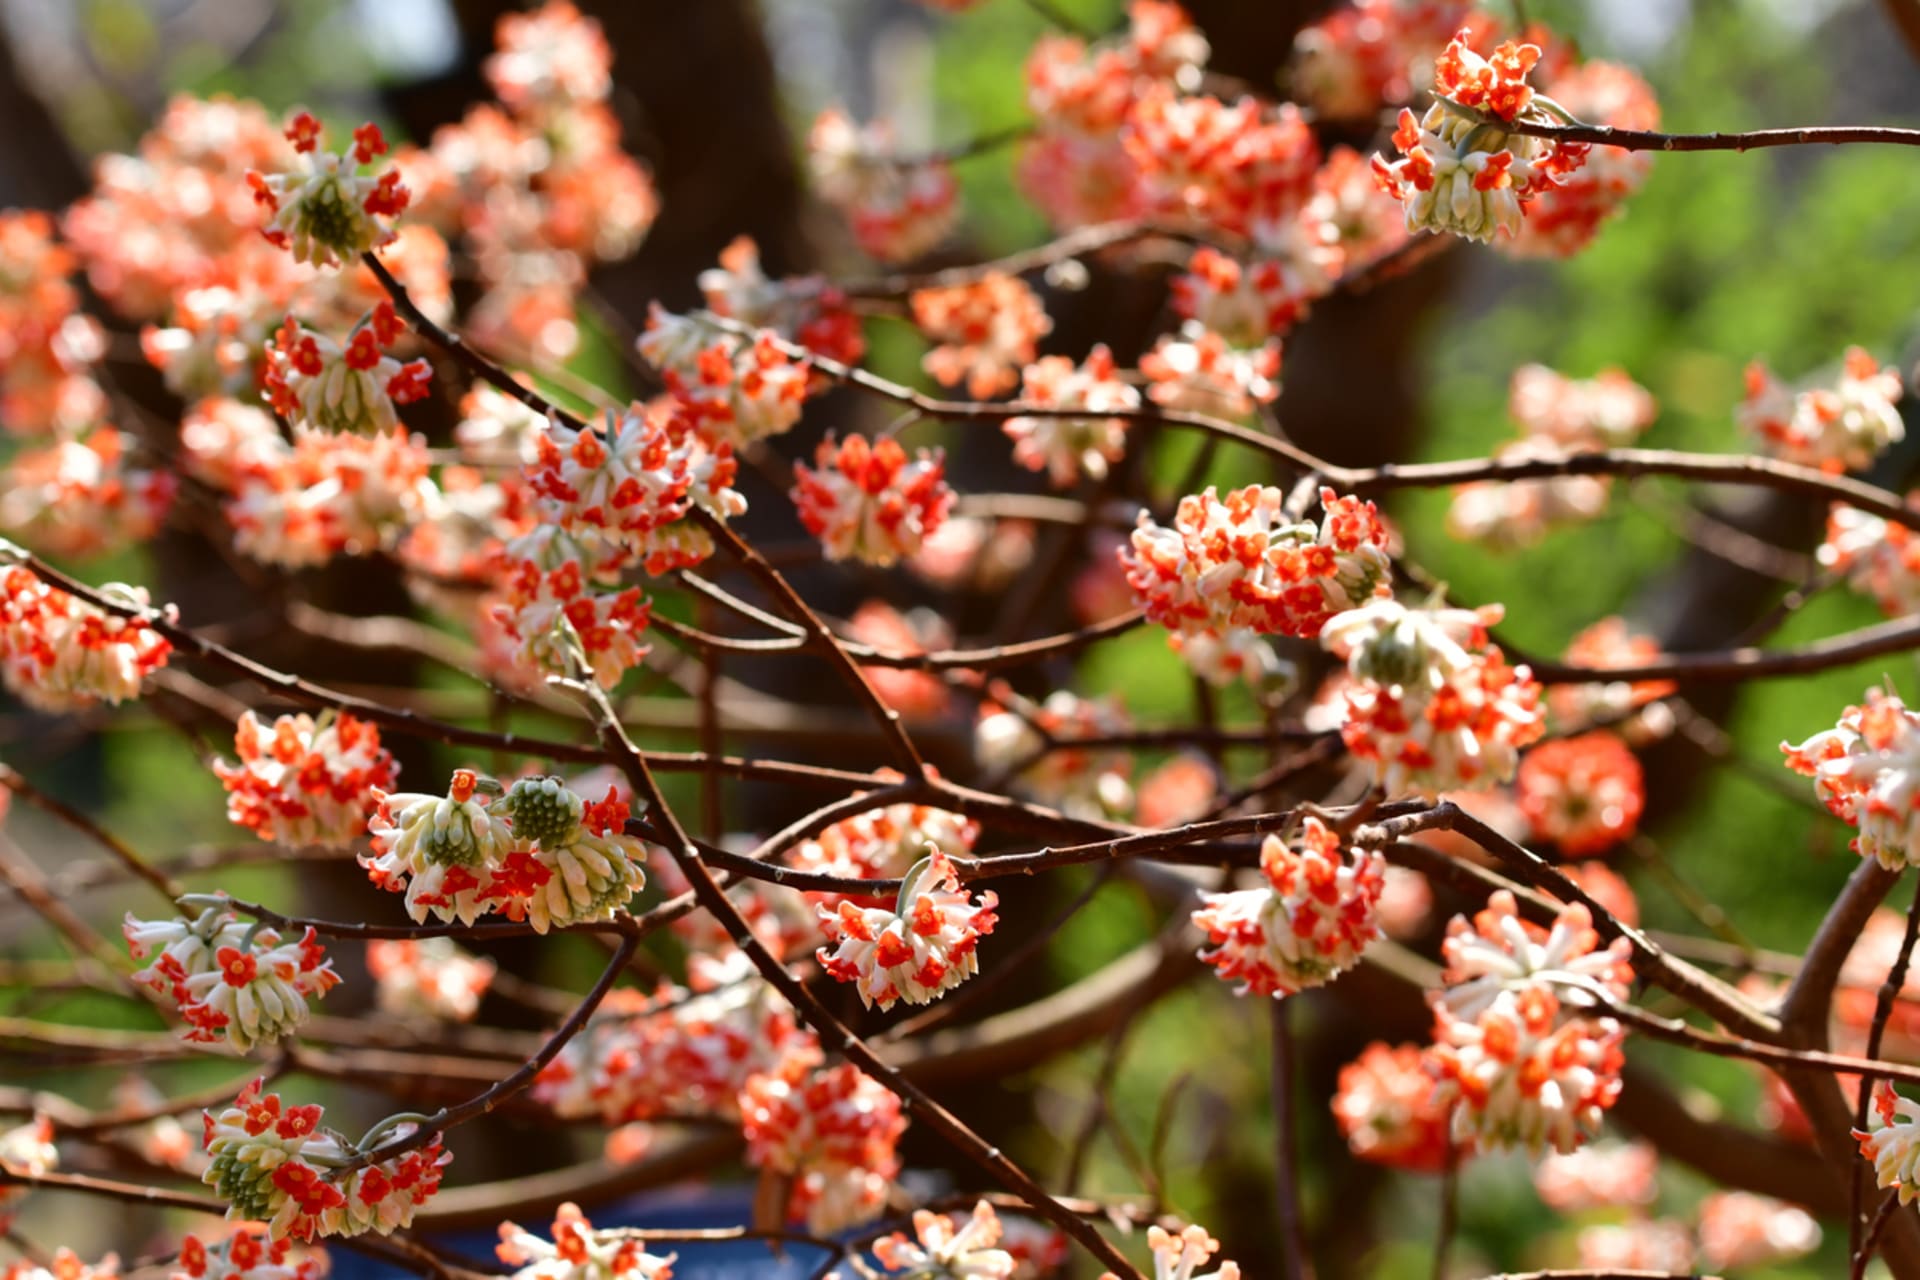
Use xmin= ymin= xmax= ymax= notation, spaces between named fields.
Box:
xmin=214 ymin=711 xmax=397 ymax=849
xmin=791 ymin=433 xmax=955 ymax=567
xmin=1121 ymin=485 xmax=1392 ymax=686
xmin=1739 ymin=345 xmax=1905 ymax=474
xmin=362 ymin=768 xmax=647 ymax=931
xmin=1424 ymin=893 xmax=1631 ymax=1154
xmin=817 ymin=848 xmax=999 ymax=1010
xmin=200 ymin=1079 xmax=446 ymax=1242
xmin=1322 ymin=598 xmax=1544 ymax=798
xmin=1371 ymin=30 xmax=1592 ymax=244
xmin=0 ymin=561 xmax=172 ymax=712
xmin=1783 ymin=687 xmax=1920 ymax=870
xmin=1193 ymin=817 xmax=1386 ymax=998
xmin=125 ymin=904 xmax=340 ymax=1052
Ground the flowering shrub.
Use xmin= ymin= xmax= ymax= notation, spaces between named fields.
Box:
xmin=5 ymin=3 xmax=1916 ymax=1277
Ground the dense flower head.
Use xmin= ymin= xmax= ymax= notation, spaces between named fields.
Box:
xmin=1508 ymin=363 xmax=1657 ymax=449
xmin=2 ymin=1253 xmax=118 ymax=1280
xmin=1782 ymin=688 xmax=1920 ymax=870
xmin=488 ymin=529 xmax=652 ymax=690
xmin=1289 ymin=1 xmax=1472 ymax=119
xmin=0 ymin=209 xmax=108 ymax=439
xmin=1547 ymin=616 xmax=1676 ymax=734
xmin=366 ymin=937 xmax=496 ymax=1022
xmin=485 ymin=2 xmax=613 ymax=112
xmin=975 ymin=689 xmax=1135 ymax=819
xmin=1426 ymin=984 xmax=1624 ymax=1154
xmin=1123 ymin=485 xmax=1392 ymax=653
xmin=214 ymin=711 xmax=397 ymax=849
xmin=697 ymin=236 xmax=865 ymax=366
xmin=1575 ymin=1220 xmax=1694 ymax=1273
xmin=1193 ymin=817 xmax=1385 ymax=998
xmin=0 ymin=1116 xmax=57 ymax=1230
xmin=1331 ymin=1041 xmax=1455 ymax=1172
xmin=1821 ymin=496 xmax=1920 ymax=618
xmin=1140 ymin=328 xmax=1280 ymax=419
xmin=126 ymin=907 xmax=340 ymax=1052
xmin=1532 ymin=1140 xmax=1658 ymax=1211
xmin=1503 ymin=61 xmax=1660 ymax=258
xmin=0 ymin=567 xmax=172 ymax=712
xmin=200 ymin=1078 xmax=448 ymax=1242
xmin=817 ymin=848 xmax=999 ymax=1009
xmin=1516 ymin=732 xmax=1645 ymax=857
xmin=181 ymin=398 xmax=292 ymax=490
xmin=527 ymin=404 xmax=745 ymax=574
xmin=810 ymin=109 xmax=960 ymax=262
xmin=171 ymin=1226 xmax=327 ymax=1280
xmin=362 ymin=768 xmax=646 ymax=931
xmin=1695 ymin=1192 xmax=1821 ymax=1270
xmin=536 ymin=981 xmax=820 ymax=1127
xmin=496 ymin=1201 xmax=675 ymax=1280
xmin=636 ymin=308 xmax=811 ymax=447
xmin=225 ymin=425 xmax=435 ymax=569
xmin=1438 ymin=890 xmax=1634 ymax=1022
xmin=739 ymin=1063 xmax=907 ymax=1234
xmin=1322 ymin=599 xmax=1545 ymax=797
xmin=0 ymin=427 xmax=175 ymax=559
xmin=249 ymin=114 xmax=409 ymax=268
xmin=910 ymin=275 xmax=1053 ymax=399
xmin=874 ymin=1200 xmax=1017 ymax=1279
xmin=262 ymin=308 xmax=431 ymax=437
xmin=792 ymin=799 xmax=980 ymax=912
xmin=1100 ymin=1224 xmax=1240 ymax=1280
xmin=1169 ymin=245 xmax=1334 ymax=348
xmin=1371 ymin=31 xmax=1592 ymax=244
xmin=1123 ymin=89 xmax=1320 ymax=235
xmin=1001 ymin=345 xmax=1140 ymax=487
xmin=1856 ymin=1083 xmax=1920 ymax=1205
xmin=791 ymin=433 xmax=954 ymax=567
xmin=1017 ymin=1 xmax=1210 ymax=228
xmin=1445 ymin=441 xmax=1613 ymax=550
xmin=1739 ymin=346 xmax=1904 ymax=473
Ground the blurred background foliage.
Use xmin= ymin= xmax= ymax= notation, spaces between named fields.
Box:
xmin=5 ymin=0 xmax=1920 ymax=1275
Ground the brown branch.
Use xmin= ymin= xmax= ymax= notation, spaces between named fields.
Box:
xmin=1510 ymin=116 xmax=1920 ymax=152
xmin=0 ymin=764 xmax=182 ymax=902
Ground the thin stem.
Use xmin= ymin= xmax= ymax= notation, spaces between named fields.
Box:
xmin=1853 ymin=888 xmax=1920 ymax=1255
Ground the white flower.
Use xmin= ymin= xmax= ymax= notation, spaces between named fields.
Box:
xmin=817 ymin=849 xmax=997 ymax=1009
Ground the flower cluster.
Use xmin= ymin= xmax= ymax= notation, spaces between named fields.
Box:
xmin=1102 ymin=1225 xmax=1241 ymax=1280
xmin=975 ymin=689 xmax=1135 ymax=819
xmin=362 ymin=768 xmax=646 ymax=931
xmin=1533 ymin=1140 xmax=1657 ymax=1211
xmin=172 ymin=1228 xmax=327 ymax=1280
xmin=0 ymin=427 xmax=174 ymax=560
xmin=1437 ymin=892 xmax=1634 ymax=1021
xmin=1323 ymin=599 xmax=1544 ymax=798
xmin=126 ymin=908 xmax=340 ymax=1052
xmin=1193 ymin=817 xmax=1385 ymax=999
xmin=910 ymin=274 xmax=1053 ymax=399
xmin=536 ymin=980 xmax=820 ymax=1128
xmin=527 ymin=403 xmax=746 ymax=574
xmin=1857 ymin=1083 xmax=1920 ymax=1205
xmin=0 ymin=210 xmax=108 ymax=437
xmin=1820 ymin=496 xmax=1920 ymax=618
xmin=496 ymin=1202 xmax=675 ymax=1280
xmin=0 ymin=1117 xmax=57 ymax=1231
xmin=849 ymin=601 xmax=956 ymax=720
xmin=262 ymin=306 xmax=431 ymax=437
xmin=0 ymin=566 xmax=172 ymax=712
xmin=1140 ymin=328 xmax=1280 ymax=419
xmin=1503 ymin=60 xmax=1660 ymax=258
xmin=249 ymin=115 xmax=408 ymax=268
xmin=791 ymin=433 xmax=955 ymax=567
xmin=1290 ymin=1 xmax=1470 ymax=119
xmin=1516 ymin=732 xmax=1645 ymax=858
xmin=224 ymin=425 xmax=437 ymax=569
xmin=487 ymin=531 xmax=653 ymax=690
xmin=817 ymin=848 xmax=999 ymax=1010
xmin=214 ymin=711 xmax=397 ymax=849
xmin=201 ymin=1079 xmax=447 ymax=1242
xmin=1371 ymin=31 xmax=1593 ymax=244
xmin=1002 ymin=345 xmax=1140 ymax=487
xmin=366 ymin=937 xmax=497 ymax=1022
xmin=697 ymin=235 xmax=864 ymax=366
xmin=1331 ymin=1041 xmax=1454 ymax=1172
xmin=1783 ymin=689 xmax=1920 ymax=870
xmin=791 ymin=799 xmax=980 ymax=912
xmin=1547 ymin=616 xmax=1676 ymax=735
xmin=1123 ymin=88 xmax=1321 ymax=236
xmin=408 ymin=2 xmax=656 ymax=362
xmin=636 ymin=308 xmax=812 ymax=448
xmin=810 ymin=109 xmax=960 ymax=262
xmin=2 ymin=1253 xmax=118 ymax=1280
xmin=1695 ymin=1192 xmax=1821 ymax=1271
xmin=1739 ymin=346 xmax=1904 ymax=474
xmin=874 ymin=1201 xmax=1017 ymax=1279
xmin=1018 ymin=1 xmax=1211 ymax=229
xmin=739 ymin=1063 xmax=908 ymax=1233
